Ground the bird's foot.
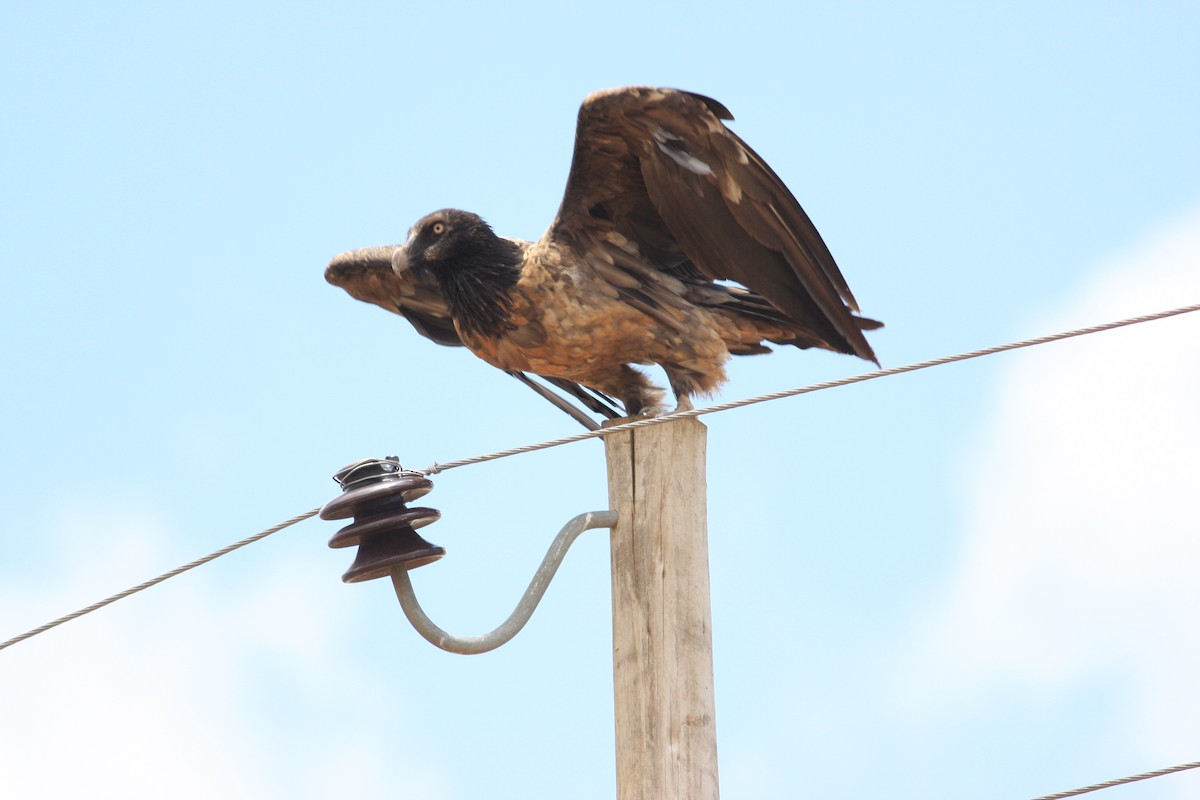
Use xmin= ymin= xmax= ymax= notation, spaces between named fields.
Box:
xmin=631 ymin=397 xmax=691 ymax=418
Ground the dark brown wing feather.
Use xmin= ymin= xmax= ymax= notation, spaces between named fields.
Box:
xmin=324 ymin=247 xmax=622 ymax=419
xmin=549 ymin=86 xmax=878 ymax=363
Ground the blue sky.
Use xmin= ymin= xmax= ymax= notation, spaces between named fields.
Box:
xmin=2 ymin=2 xmax=1199 ymax=798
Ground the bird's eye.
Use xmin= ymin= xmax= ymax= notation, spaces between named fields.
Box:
xmin=431 ymin=221 xmax=446 ymax=235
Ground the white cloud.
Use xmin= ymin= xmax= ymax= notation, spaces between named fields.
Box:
xmin=906 ymin=206 xmax=1200 ymax=759
xmin=0 ymin=499 xmax=454 ymax=800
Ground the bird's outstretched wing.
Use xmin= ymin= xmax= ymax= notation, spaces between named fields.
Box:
xmin=548 ymin=86 xmax=879 ymax=363
xmin=325 ymin=247 xmax=623 ymax=424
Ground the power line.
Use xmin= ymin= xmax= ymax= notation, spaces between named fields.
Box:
xmin=3 ymin=300 xmax=1198 ymax=653
xmin=1031 ymin=759 xmax=1200 ymax=799
xmin=0 ymin=507 xmax=320 ymax=652
xmin=421 ymin=301 xmax=1200 ymax=475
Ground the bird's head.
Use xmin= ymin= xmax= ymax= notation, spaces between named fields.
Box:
xmin=392 ymin=209 xmax=510 ymax=278
xmin=392 ymin=209 xmax=523 ymax=338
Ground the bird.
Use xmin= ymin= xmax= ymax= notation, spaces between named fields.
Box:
xmin=326 ymin=86 xmax=881 ymax=420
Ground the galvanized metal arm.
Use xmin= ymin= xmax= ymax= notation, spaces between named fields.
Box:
xmin=390 ymin=510 xmax=617 ymax=654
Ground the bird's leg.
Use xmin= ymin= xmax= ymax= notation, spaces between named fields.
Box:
xmin=664 ymin=365 xmax=704 ymax=415
xmin=602 ymin=365 xmax=666 ymax=418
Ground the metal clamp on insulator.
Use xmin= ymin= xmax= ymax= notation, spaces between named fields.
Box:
xmin=320 ymin=456 xmax=443 ymax=583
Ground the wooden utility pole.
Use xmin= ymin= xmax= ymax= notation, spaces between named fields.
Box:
xmin=604 ymin=417 xmax=719 ymax=800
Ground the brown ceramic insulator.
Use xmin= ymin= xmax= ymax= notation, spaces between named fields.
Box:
xmin=320 ymin=457 xmax=445 ymax=582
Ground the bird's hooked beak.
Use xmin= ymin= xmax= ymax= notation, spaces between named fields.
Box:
xmin=391 ymin=244 xmax=411 ymax=275
xmin=325 ymin=244 xmax=404 ymax=286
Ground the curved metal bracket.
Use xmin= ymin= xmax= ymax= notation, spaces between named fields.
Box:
xmin=390 ymin=510 xmax=618 ymax=654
